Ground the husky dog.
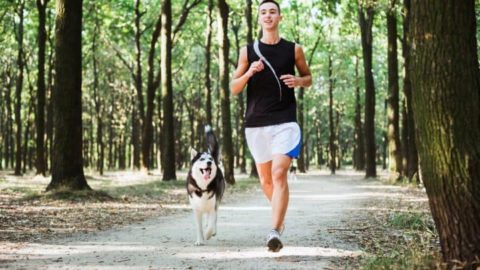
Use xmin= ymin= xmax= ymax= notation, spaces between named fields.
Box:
xmin=187 ymin=125 xmax=225 ymax=246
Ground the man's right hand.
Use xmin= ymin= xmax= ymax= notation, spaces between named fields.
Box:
xmin=246 ymin=59 xmax=265 ymax=77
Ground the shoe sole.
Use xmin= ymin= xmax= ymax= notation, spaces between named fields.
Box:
xmin=267 ymin=237 xmax=283 ymax=252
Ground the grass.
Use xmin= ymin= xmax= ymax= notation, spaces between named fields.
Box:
xmin=359 ymin=211 xmax=440 ymax=270
xmin=388 ymin=211 xmax=436 ymax=232
xmin=2 ymin=173 xmax=258 ymax=204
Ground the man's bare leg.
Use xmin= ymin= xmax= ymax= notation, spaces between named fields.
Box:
xmin=256 ymin=161 xmax=273 ymax=201
xmin=271 ymin=154 xmax=291 ymax=231
xmin=256 ymin=156 xmax=290 ymax=231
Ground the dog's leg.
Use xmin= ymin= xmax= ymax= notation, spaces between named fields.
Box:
xmin=205 ymin=209 xmax=217 ymax=240
xmin=193 ymin=209 xmax=204 ymax=246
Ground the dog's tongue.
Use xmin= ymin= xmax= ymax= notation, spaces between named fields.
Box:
xmin=203 ymin=169 xmax=211 ymax=181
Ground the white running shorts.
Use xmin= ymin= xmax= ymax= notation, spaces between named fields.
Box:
xmin=245 ymin=122 xmax=302 ymax=164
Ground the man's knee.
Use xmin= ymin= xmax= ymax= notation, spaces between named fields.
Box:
xmin=272 ymin=167 xmax=288 ymax=184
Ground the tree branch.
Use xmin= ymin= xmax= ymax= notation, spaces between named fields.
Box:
xmin=172 ymin=0 xmax=202 ymax=42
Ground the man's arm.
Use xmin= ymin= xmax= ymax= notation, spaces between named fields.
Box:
xmin=280 ymin=44 xmax=312 ymax=88
xmin=230 ymin=46 xmax=264 ymax=96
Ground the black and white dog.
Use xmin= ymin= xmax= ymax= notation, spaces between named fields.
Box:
xmin=186 ymin=125 xmax=225 ymax=246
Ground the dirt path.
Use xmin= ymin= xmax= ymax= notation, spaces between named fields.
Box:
xmin=2 ymin=170 xmax=376 ymax=270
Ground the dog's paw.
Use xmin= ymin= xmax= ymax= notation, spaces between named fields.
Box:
xmin=205 ymin=229 xmax=213 ymax=240
xmin=194 ymin=240 xmax=204 ymax=246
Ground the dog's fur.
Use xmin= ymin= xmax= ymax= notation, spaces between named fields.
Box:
xmin=186 ymin=126 xmax=225 ymax=245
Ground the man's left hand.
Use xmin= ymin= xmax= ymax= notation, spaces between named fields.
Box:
xmin=280 ymin=74 xmax=301 ymax=88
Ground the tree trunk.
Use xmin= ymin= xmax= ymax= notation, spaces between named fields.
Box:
xmin=328 ymin=55 xmax=336 ymax=175
xmin=35 ymin=0 xmax=49 ymax=176
xmin=354 ymin=57 xmax=365 ymax=170
xmin=92 ymin=11 xmax=104 ymax=175
xmin=205 ymin=0 xmax=213 ymax=126
xmin=217 ymin=0 xmax=235 ymax=184
xmin=358 ymin=4 xmax=376 ymax=178
xmin=335 ymin=109 xmax=341 ymax=170
xmin=131 ymin=108 xmax=141 ymax=169
xmin=47 ymin=0 xmax=90 ymax=191
xmin=315 ymin=119 xmax=322 ymax=167
xmin=3 ymin=69 xmax=13 ymax=169
xmin=14 ymin=0 xmax=25 ymax=176
xmin=409 ymin=0 xmax=480 ymax=266
xmin=386 ymin=1 xmax=403 ymax=177
xmin=141 ymin=11 xmax=162 ymax=171
xmin=46 ymin=33 xmax=54 ymax=173
xmin=132 ymin=0 xmax=144 ymax=170
xmin=245 ymin=0 xmax=258 ymax=178
xmin=161 ymin=0 xmax=176 ymax=180
xmin=402 ymin=0 xmax=418 ymax=181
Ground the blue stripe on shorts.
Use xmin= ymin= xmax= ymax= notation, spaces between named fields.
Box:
xmin=286 ymin=139 xmax=302 ymax=159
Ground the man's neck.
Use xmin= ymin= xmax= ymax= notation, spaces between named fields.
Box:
xmin=261 ymin=31 xmax=281 ymax=45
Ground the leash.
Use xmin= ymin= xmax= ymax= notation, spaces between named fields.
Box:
xmin=253 ymin=39 xmax=283 ymax=101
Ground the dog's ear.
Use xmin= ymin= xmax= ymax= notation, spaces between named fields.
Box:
xmin=190 ymin=148 xmax=198 ymax=160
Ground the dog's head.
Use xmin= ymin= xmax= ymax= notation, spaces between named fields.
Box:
xmin=190 ymin=148 xmax=218 ymax=184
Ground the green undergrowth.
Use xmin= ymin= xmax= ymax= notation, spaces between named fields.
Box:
xmin=4 ymin=176 xmax=258 ymax=204
xmin=360 ymin=211 xmax=441 ymax=270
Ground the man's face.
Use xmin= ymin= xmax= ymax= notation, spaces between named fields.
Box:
xmin=258 ymin=2 xmax=282 ymax=30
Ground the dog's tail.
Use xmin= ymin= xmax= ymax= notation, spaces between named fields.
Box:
xmin=205 ymin=125 xmax=219 ymax=162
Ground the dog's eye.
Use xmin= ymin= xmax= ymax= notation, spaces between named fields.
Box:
xmin=200 ymin=158 xmax=205 ymax=161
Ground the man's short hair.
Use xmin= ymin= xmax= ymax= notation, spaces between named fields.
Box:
xmin=259 ymin=0 xmax=281 ymax=14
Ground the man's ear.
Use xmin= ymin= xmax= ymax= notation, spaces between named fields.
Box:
xmin=190 ymin=148 xmax=198 ymax=160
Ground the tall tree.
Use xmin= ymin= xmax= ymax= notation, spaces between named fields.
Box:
xmin=204 ymin=0 xmax=213 ymax=126
xmin=142 ymin=10 xmax=162 ymax=171
xmin=358 ymin=1 xmax=376 ymax=178
xmin=409 ymin=0 xmax=480 ymax=266
xmin=47 ymin=0 xmax=90 ymax=191
xmin=91 ymin=5 xmax=104 ymax=175
xmin=161 ymin=0 xmax=176 ymax=180
xmin=328 ymin=54 xmax=336 ymax=174
xmin=35 ymin=0 xmax=50 ymax=176
xmin=386 ymin=0 xmax=402 ymax=177
xmin=401 ymin=0 xmax=418 ymax=180
xmin=14 ymin=0 xmax=25 ymax=176
xmin=245 ymin=0 xmax=258 ymax=178
xmin=353 ymin=57 xmax=365 ymax=170
xmin=217 ymin=0 xmax=235 ymax=184
xmin=132 ymin=0 xmax=144 ymax=169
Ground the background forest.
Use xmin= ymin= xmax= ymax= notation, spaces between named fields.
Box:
xmin=0 ymin=0 xmax=434 ymax=180
xmin=1 ymin=0 xmax=480 ymax=268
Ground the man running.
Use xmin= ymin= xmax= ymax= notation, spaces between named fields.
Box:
xmin=230 ymin=0 xmax=312 ymax=252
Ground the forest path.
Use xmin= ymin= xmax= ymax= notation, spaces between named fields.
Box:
xmin=3 ymin=170 xmax=378 ymax=270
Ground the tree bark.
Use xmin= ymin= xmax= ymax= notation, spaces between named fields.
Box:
xmin=47 ymin=0 xmax=90 ymax=191
xmin=217 ymin=0 xmax=235 ymax=184
xmin=245 ymin=0 xmax=258 ymax=179
xmin=354 ymin=57 xmax=365 ymax=170
xmin=402 ymin=0 xmax=418 ymax=181
xmin=386 ymin=1 xmax=403 ymax=177
xmin=3 ymin=68 xmax=14 ymax=169
xmin=409 ymin=0 xmax=480 ymax=266
xmin=142 ymin=11 xmax=162 ymax=171
xmin=161 ymin=0 xmax=176 ymax=180
xmin=132 ymin=0 xmax=144 ymax=170
xmin=92 ymin=9 xmax=104 ymax=175
xmin=204 ymin=0 xmax=213 ymax=126
xmin=14 ymin=0 xmax=25 ymax=176
xmin=358 ymin=3 xmax=377 ymax=178
xmin=328 ymin=55 xmax=336 ymax=174
xmin=35 ymin=0 xmax=49 ymax=176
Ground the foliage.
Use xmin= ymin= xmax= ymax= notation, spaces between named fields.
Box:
xmin=0 ymin=0 xmax=448 ymax=172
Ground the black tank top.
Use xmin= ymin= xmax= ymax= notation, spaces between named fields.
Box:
xmin=245 ymin=38 xmax=296 ymax=127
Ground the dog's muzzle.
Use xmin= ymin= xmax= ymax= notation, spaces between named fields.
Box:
xmin=200 ymin=167 xmax=212 ymax=181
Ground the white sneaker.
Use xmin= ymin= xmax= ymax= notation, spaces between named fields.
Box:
xmin=266 ymin=229 xmax=283 ymax=252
